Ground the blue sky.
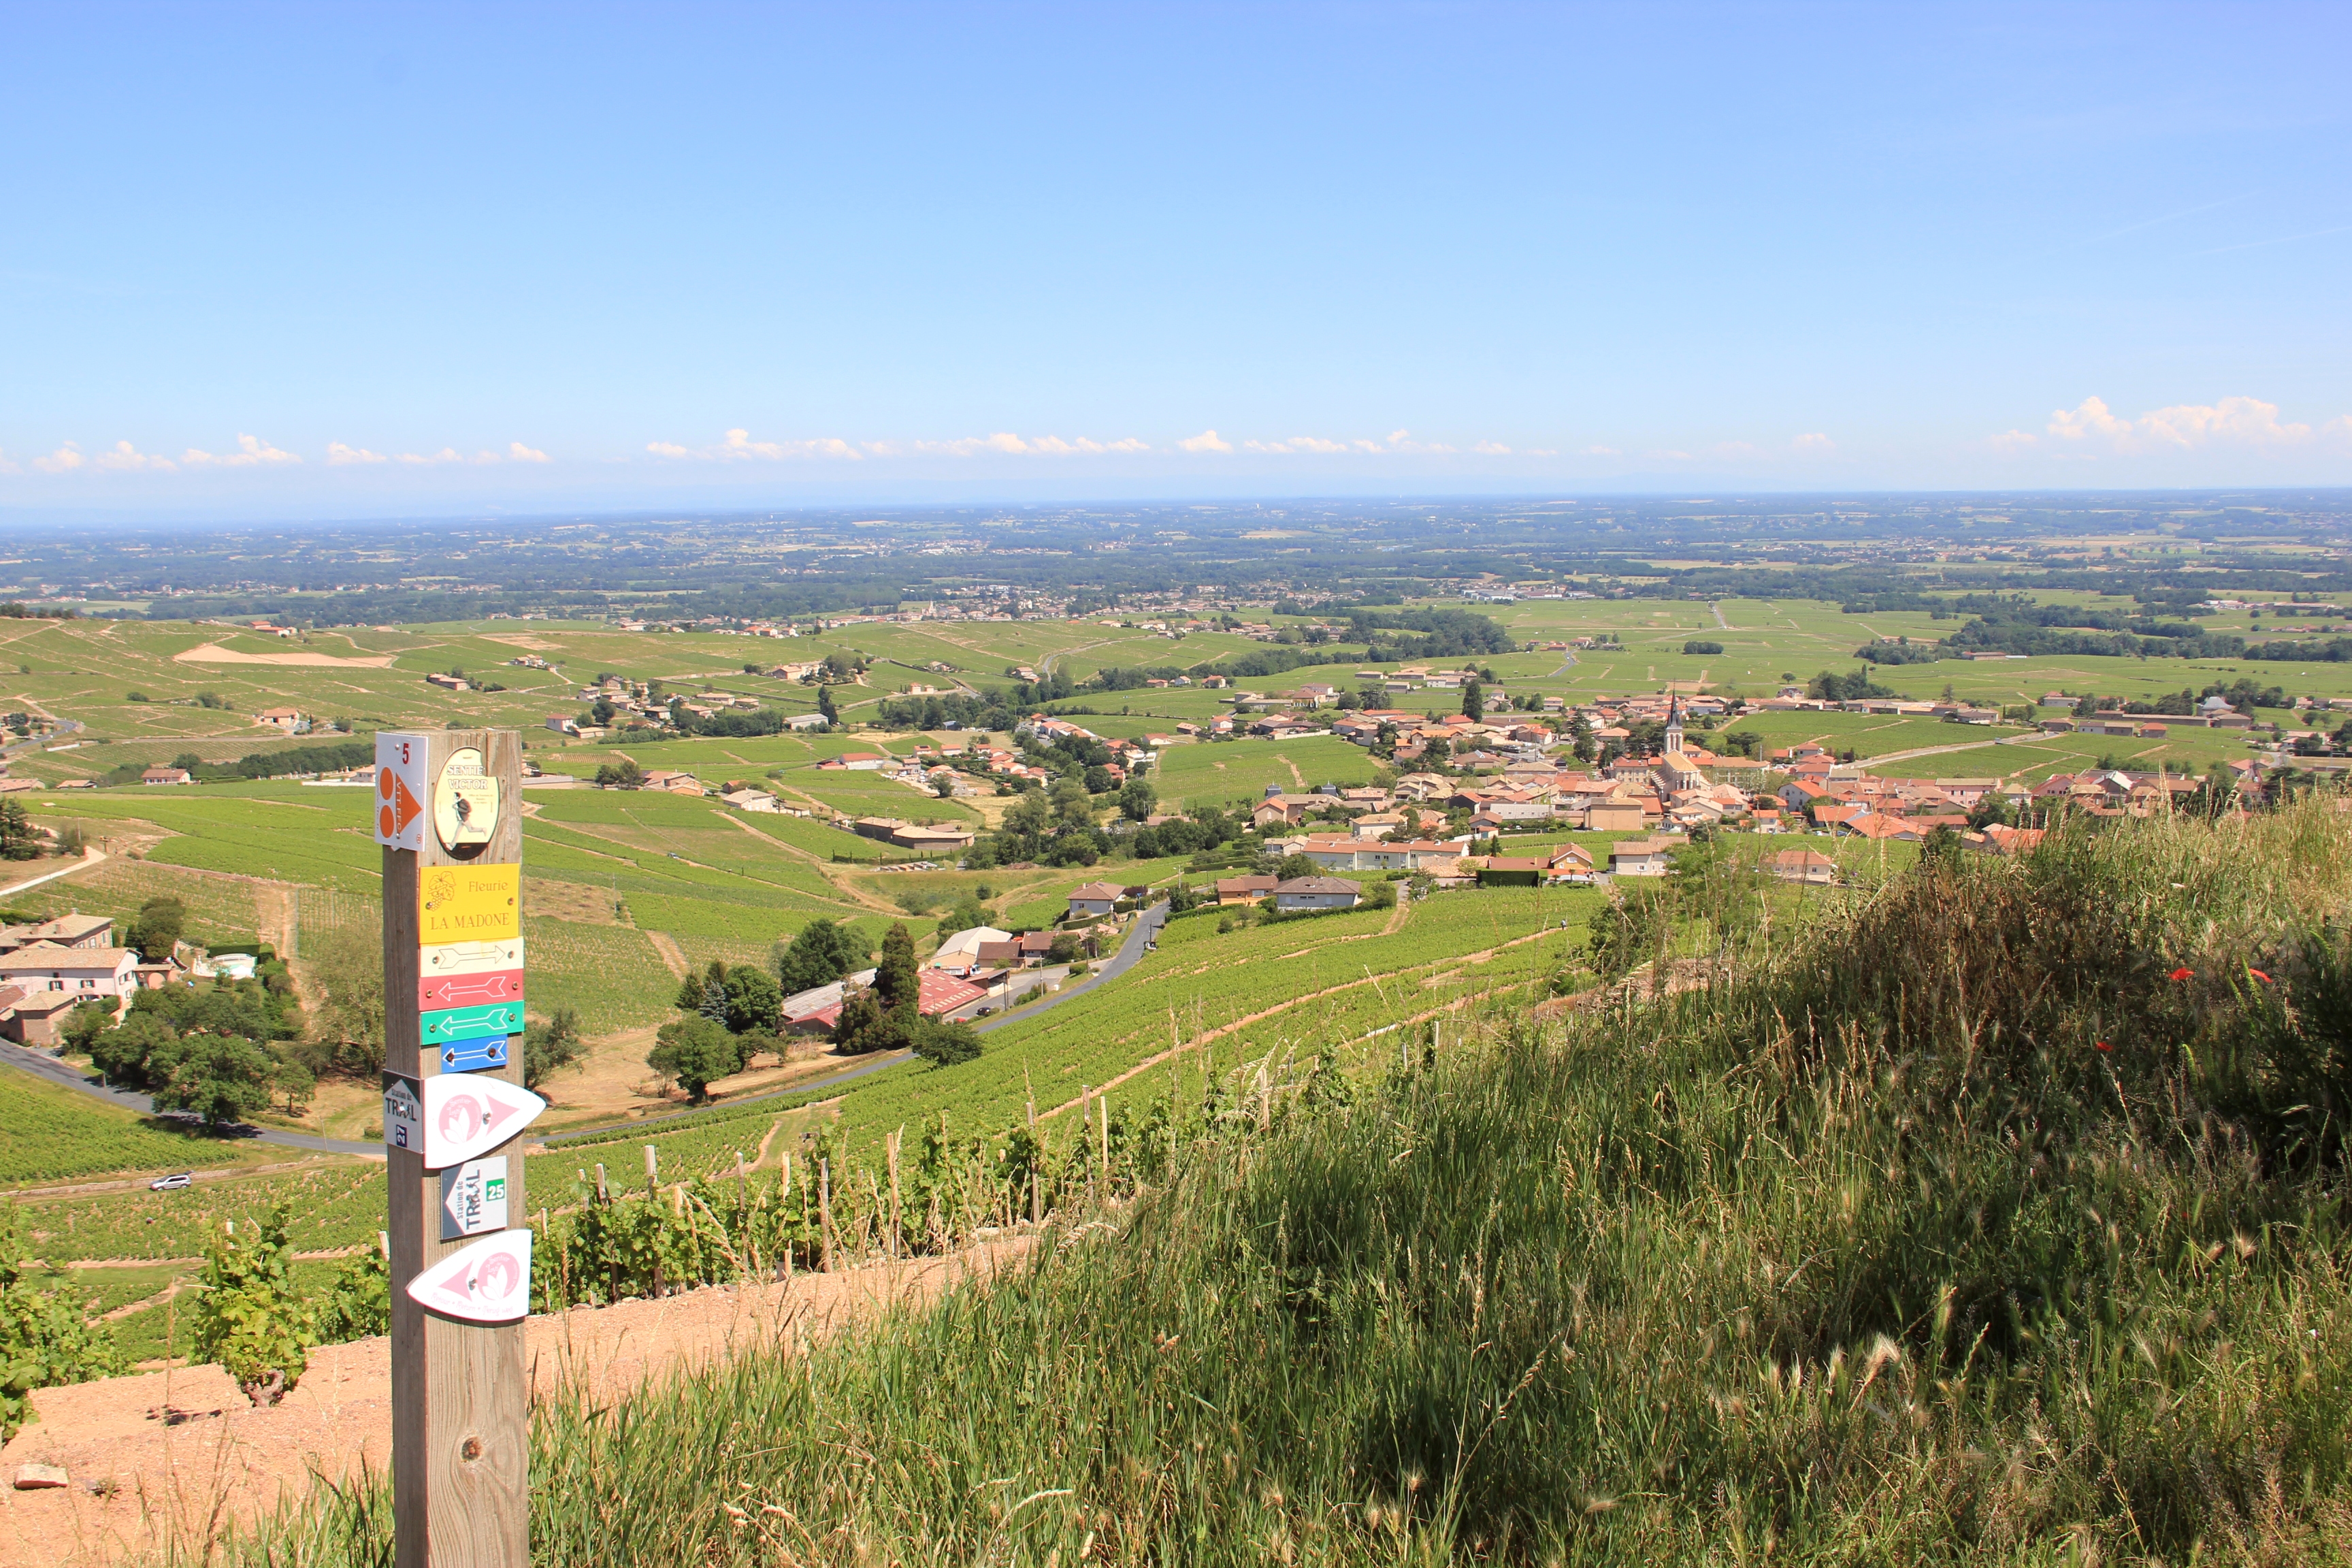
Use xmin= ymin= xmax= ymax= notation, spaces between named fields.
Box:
xmin=3 ymin=0 xmax=2348 ymax=517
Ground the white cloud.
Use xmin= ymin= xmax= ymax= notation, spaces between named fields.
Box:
xmin=183 ymin=434 xmax=299 ymax=468
xmin=2039 ymin=394 xmax=2336 ymax=455
xmin=1987 ymin=429 xmax=2038 ymax=454
xmin=327 ymin=442 xmax=387 ymax=465
xmin=647 ymin=429 xmax=864 ymax=461
xmin=32 ymin=442 xmax=87 ymax=474
xmin=1471 ymin=440 xmax=1512 ymax=456
xmin=1791 ymin=432 xmax=1835 ymax=454
xmin=1584 ymin=444 xmax=1620 ymax=457
xmin=51 ymin=439 xmax=176 ymax=473
xmin=1179 ymin=429 xmax=1232 ymax=453
xmin=508 ymin=441 xmax=549 ymax=463
xmin=0 ymin=452 xmax=17 ymax=476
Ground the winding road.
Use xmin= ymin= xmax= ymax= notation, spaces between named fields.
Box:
xmin=0 ymin=901 xmax=1179 ymax=1160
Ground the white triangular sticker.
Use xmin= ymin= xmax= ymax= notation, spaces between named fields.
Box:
xmin=406 ymin=1229 xmax=532 ymax=1324
xmin=420 ymin=1075 xmax=545 ymax=1169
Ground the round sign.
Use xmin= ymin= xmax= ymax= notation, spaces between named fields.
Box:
xmin=433 ymin=747 xmax=502 ymax=851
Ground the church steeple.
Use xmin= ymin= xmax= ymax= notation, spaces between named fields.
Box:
xmin=1663 ymin=693 xmax=1684 ymax=757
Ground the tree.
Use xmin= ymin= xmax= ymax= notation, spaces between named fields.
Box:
xmin=1004 ymin=788 xmax=1051 ymax=837
xmin=1273 ymin=852 xmax=1320 ymax=882
xmin=1051 ymin=777 xmax=1094 ymax=826
xmin=126 ymin=896 xmax=186 ymax=962
xmin=1965 ymin=793 xmax=2014 ymax=831
xmin=943 ymin=894 xmax=991 ymax=934
xmin=308 ymin=923 xmax=387 ymax=1075
xmin=0 ymin=800 xmax=38 ymax=862
xmin=593 ymin=757 xmax=646 ymax=789
xmin=1460 ymin=679 xmax=1484 ymax=720
xmin=647 ymin=1015 xmax=742 ymax=1101
xmin=1920 ymin=825 xmax=1963 ymax=866
xmin=1118 ymin=777 xmax=1157 ymax=822
xmin=817 ymin=685 xmax=840 ymax=725
xmin=912 ymin=1018 xmax=981 ymax=1068
xmin=523 ymin=1007 xmax=585 ymax=1090
xmin=0 ymin=1206 xmax=125 ymax=1439
xmin=152 ymin=1034 xmax=276 ymax=1128
xmin=874 ymin=921 xmax=921 ymax=1022
xmin=721 ymin=964 xmax=782 ymax=1034
xmin=193 ymin=1204 xmax=316 ymax=1406
xmin=89 ymin=1010 xmax=176 ymax=1085
xmin=774 ymin=918 xmax=864 ymax=996
xmin=272 ymin=1054 xmax=316 ymax=1116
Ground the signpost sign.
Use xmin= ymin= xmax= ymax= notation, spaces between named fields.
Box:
xmin=379 ymin=729 xmax=529 ymax=1568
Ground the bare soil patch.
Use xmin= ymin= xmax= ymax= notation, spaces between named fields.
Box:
xmin=171 ymin=643 xmax=396 ymax=669
xmin=0 ymin=1239 xmax=1029 ymax=1567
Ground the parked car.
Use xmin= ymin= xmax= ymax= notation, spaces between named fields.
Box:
xmin=150 ymin=1172 xmax=193 ymax=1192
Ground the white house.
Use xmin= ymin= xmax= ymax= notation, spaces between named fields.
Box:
xmin=1065 ymin=882 xmax=1124 ymax=920
xmin=0 ymin=942 xmax=140 ymax=1007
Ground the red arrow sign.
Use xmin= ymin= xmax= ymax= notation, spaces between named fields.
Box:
xmin=406 ymin=1228 xmax=532 ymax=1323
xmin=418 ymin=968 xmax=524 ymax=1010
xmin=420 ymin=1075 xmax=544 ymax=1169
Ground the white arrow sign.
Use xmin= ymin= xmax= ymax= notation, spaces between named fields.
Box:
xmin=420 ymin=1075 xmax=545 ymax=1170
xmin=405 ymin=1228 xmax=532 ymax=1324
xmin=422 ymin=937 xmax=526 ymax=977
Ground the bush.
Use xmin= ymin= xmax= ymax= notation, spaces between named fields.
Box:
xmin=1682 ymin=639 xmax=1724 ymax=655
xmin=1 ymin=1205 xmax=125 ymax=1439
xmin=192 ymin=1203 xmax=314 ymax=1405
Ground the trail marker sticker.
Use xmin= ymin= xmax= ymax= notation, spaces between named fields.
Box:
xmin=420 ymin=938 xmax=525 ymax=977
xmin=406 ymin=1228 xmax=532 ymax=1323
xmin=418 ymin=864 xmax=521 ymax=946
xmin=372 ymin=733 xmax=429 ymax=849
xmin=419 ymin=967 xmax=524 ymax=1011
xmin=439 ymin=1156 xmax=509 ymax=1240
xmin=419 ymin=1075 xmax=544 ymax=1169
xmin=381 ymin=1073 xmax=423 ymax=1153
xmin=432 ymin=746 xmax=502 ymax=853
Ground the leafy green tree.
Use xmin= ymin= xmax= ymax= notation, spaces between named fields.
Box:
xmin=90 ymin=1010 xmax=176 ymax=1086
xmin=1273 ymin=852 xmax=1320 ymax=882
xmin=830 ymin=981 xmax=906 ymax=1056
xmin=774 ymin=918 xmax=864 ymax=996
xmin=272 ymin=1056 xmax=316 ymax=1116
xmin=1083 ymin=764 xmax=1114 ymax=794
xmin=126 ymin=896 xmax=186 ymax=961
xmin=817 ymin=685 xmax=839 ymax=725
xmin=1460 ymin=679 xmax=1484 ymax=719
xmin=593 ymin=757 xmax=646 ymax=789
xmin=0 ymin=1205 xmax=125 ymax=1439
xmin=152 ymin=1034 xmax=278 ymax=1128
xmin=1118 ymin=777 xmax=1157 ymax=821
xmin=721 ymin=964 xmax=782 ymax=1034
xmin=1050 ymin=777 xmax=1094 ymax=826
xmin=912 ymin=1018 xmax=981 ymax=1068
xmin=1965 ymin=792 xmax=2014 ymax=830
xmin=647 ymin=1015 xmax=742 ymax=1101
xmin=1003 ymin=788 xmax=1051 ymax=837
xmin=308 ymin=923 xmax=387 ymax=1075
xmin=193 ymin=1204 xmax=315 ymax=1406
xmin=523 ymin=1007 xmax=585 ymax=1090
xmin=943 ymin=895 xmax=991 ymax=934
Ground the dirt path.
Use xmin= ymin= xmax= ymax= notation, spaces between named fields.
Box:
xmin=644 ymin=930 xmax=689 ymax=980
xmin=1275 ymin=752 xmax=1305 ymax=789
xmin=0 ymin=1239 xmax=1030 ymax=1568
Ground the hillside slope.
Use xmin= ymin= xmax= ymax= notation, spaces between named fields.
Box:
xmin=233 ymin=801 xmax=2352 ymax=1565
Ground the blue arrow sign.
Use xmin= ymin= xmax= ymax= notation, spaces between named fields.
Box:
xmin=439 ymin=1036 xmax=512 ymax=1073
xmin=421 ymin=1002 xmax=526 ymax=1045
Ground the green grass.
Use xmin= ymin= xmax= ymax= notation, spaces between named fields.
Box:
xmin=219 ymin=798 xmax=2352 ymax=1566
xmin=0 ymin=1073 xmax=250 ymax=1186
xmin=18 ymin=1159 xmax=388 ymax=1263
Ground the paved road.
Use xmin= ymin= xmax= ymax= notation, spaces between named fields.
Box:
xmin=541 ymin=898 xmax=1172 ymax=1144
xmin=3 ymin=901 xmax=1178 ymax=1160
xmin=0 ymin=1039 xmax=382 ymax=1157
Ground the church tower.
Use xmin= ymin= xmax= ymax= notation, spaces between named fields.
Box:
xmin=1663 ymin=694 xmax=1684 ymax=758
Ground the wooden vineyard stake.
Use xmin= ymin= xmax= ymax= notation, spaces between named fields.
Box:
xmin=378 ymin=728 xmax=533 ymax=1568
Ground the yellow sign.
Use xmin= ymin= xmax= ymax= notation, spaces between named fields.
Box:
xmin=418 ymin=863 xmax=521 ymax=946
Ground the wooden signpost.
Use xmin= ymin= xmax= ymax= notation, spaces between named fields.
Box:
xmin=376 ymin=729 xmax=533 ymax=1568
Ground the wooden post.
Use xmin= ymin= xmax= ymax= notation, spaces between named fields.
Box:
xmin=819 ymin=1158 xmax=834 ymax=1272
xmin=885 ymin=1129 xmax=902 ymax=1260
xmin=644 ymin=1143 xmax=659 ymax=1194
xmin=381 ymin=728 xmax=529 ymax=1568
xmin=1098 ymin=1095 xmax=1110 ymax=1188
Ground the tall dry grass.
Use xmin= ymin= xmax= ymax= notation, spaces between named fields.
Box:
xmin=211 ymin=800 xmax=2352 ymax=1566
